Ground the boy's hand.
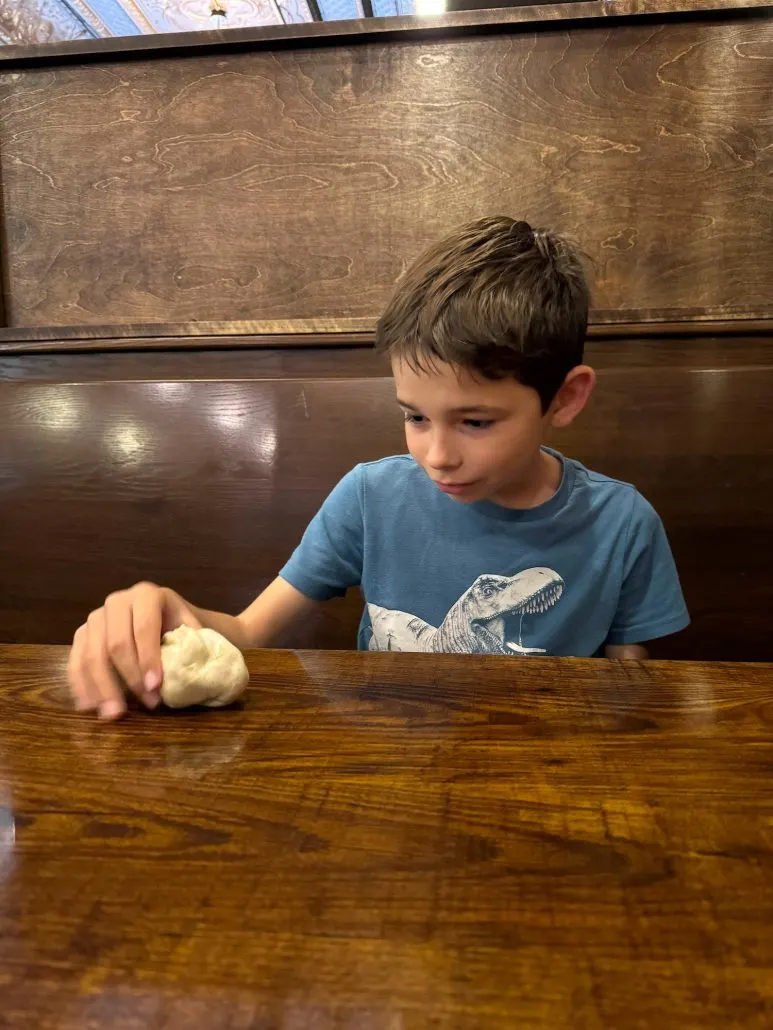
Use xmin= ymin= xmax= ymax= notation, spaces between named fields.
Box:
xmin=68 ymin=583 xmax=201 ymax=721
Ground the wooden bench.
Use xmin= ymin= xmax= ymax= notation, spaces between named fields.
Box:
xmin=2 ymin=358 xmax=771 ymax=661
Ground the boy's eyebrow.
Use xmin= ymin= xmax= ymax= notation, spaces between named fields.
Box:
xmin=396 ymin=398 xmax=506 ymax=415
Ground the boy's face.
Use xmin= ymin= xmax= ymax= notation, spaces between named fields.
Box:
xmin=392 ymin=357 xmax=591 ymax=507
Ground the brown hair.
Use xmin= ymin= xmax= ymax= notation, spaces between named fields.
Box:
xmin=374 ymin=215 xmax=590 ymax=412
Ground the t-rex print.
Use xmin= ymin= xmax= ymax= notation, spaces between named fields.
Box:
xmin=367 ymin=567 xmax=564 ymax=655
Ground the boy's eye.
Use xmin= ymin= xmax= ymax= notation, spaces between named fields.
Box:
xmin=402 ymin=413 xmax=494 ymax=430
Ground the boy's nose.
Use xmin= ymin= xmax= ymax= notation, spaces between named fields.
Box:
xmin=426 ymin=434 xmax=461 ymax=471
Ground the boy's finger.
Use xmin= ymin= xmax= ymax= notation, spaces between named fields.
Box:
xmin=176 ymin=603 xmax=203 ymax=631
xmin=76 ymin=662 xmax=105 ymax=714
xmin=68 ymin=625 xmax=99 ymax=711
xmin=84 ymin=610 xmax=127 ymax=721
xmin=103 ymin=593 xmax=150 ymax=704
xmin=104 ymin=592 xmax=144 ymax=699
xmin=132 ymin=590 xmax=164 ymax=694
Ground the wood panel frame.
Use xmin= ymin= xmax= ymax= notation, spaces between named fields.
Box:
xmin=0 ymin=0 xmax=771 ymax=337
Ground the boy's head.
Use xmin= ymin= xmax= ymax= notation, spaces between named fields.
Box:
xmin=375 ymin=216 xmax=595 ymax=506
xmin=376 ymin=214 xmax=590 ymax=412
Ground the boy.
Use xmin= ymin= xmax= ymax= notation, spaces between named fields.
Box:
xmin=67 ymin=216 xmax=689 ymax=720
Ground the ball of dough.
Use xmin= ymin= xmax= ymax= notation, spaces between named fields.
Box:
xmin=160 ymin=625 xmax=249 ymax=709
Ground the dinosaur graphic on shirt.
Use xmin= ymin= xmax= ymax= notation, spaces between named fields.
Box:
xmin=367 ymin=567 xmax=564 ymax=655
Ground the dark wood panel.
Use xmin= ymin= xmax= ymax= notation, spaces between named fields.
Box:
xmin=583 ymin=336 xmax=773 ymax=368
xmin=554 ymin=367 xmax=773 ymax=660
xmin=1 ymin=13 xmax=771 ymax=329
xmin=3 ymin=643 xmax=773 ymax=1028
xmin=1 ymin=318 xmax=773 ymax=350
xmin=1 ymin=335 xmax=771 ymax=381
xmin=0 ymin=346 xmax=387 ymax=381
xmin=0 ymin=378 xmax=402 ymax=650
xmin=1 ymin=369 xmax=771 ymax=660
xmin=1 ymin=0 xmax=771 ymax=66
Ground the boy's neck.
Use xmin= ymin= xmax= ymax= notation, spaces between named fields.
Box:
xmin=488 ymin=448 xmax=562 ymax=510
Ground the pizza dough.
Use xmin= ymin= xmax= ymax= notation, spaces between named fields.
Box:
xmin=160 ymin=625 xmax=249 ymax=709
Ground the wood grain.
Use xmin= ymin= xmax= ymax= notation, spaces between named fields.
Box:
xmin=1 ymin=368 xmax=771 ymax=660
xmin=1 ymin=643 xmax=773 ymax=1028
xmin=0 ymin=10 xmax=771 ymax=328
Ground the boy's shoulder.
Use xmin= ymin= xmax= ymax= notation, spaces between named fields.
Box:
xmin=358 ymin=454 xmax=417 ymax=472
xmin=566 ymin=453 xmax=661 ymax=529
xmin=569 ymin=455 xmax=638 ymax=497
xmin=332 ymin=455 xmax=425 ymax=510
xmin=351 ymin=454 xmax=424 ymax=488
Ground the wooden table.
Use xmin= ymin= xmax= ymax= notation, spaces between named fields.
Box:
xmin=1 ymin=645 xmax=773 ymax=1029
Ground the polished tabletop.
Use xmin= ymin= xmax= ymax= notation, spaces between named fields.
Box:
xmin=1 ymin=645 xmax=773 ymax=1029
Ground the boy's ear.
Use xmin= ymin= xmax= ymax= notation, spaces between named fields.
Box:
xmin=548 ymin=365 xmax=596 ymax=428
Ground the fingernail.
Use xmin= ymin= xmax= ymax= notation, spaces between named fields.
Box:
xmin=98 ymin=700 xmax=125 ymax=720
xmin=144 ymin=671 xmax=160 ymax=691
xmin=143 ymin=692 xmax=160 ymax=710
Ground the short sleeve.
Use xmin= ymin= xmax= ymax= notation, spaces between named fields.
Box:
xmin=605 ymin=495 xmax=690 ymax=645
xmin=278 ymin=466 xmax=364 ymax=602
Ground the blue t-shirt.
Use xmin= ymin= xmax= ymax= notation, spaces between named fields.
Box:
xmin=279 ymin=449 xmax=689 ymax=657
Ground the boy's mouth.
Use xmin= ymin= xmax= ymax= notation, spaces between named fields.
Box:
xmin=435 ymin=480 xmax=478 ymax=495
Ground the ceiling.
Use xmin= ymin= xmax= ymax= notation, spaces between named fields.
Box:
xmin=0 ymin=0 xmax=436 ymax=45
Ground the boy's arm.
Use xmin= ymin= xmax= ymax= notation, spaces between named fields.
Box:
xmin=604 ymin=494 xmax=689 ymax=658
xmin=192 ymin=464 xmax=366 ymax=648
xmin=605 ymin=643 xmax=649 ymax=660
xmin=193 ymin=577 xmax=320 ymax=650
